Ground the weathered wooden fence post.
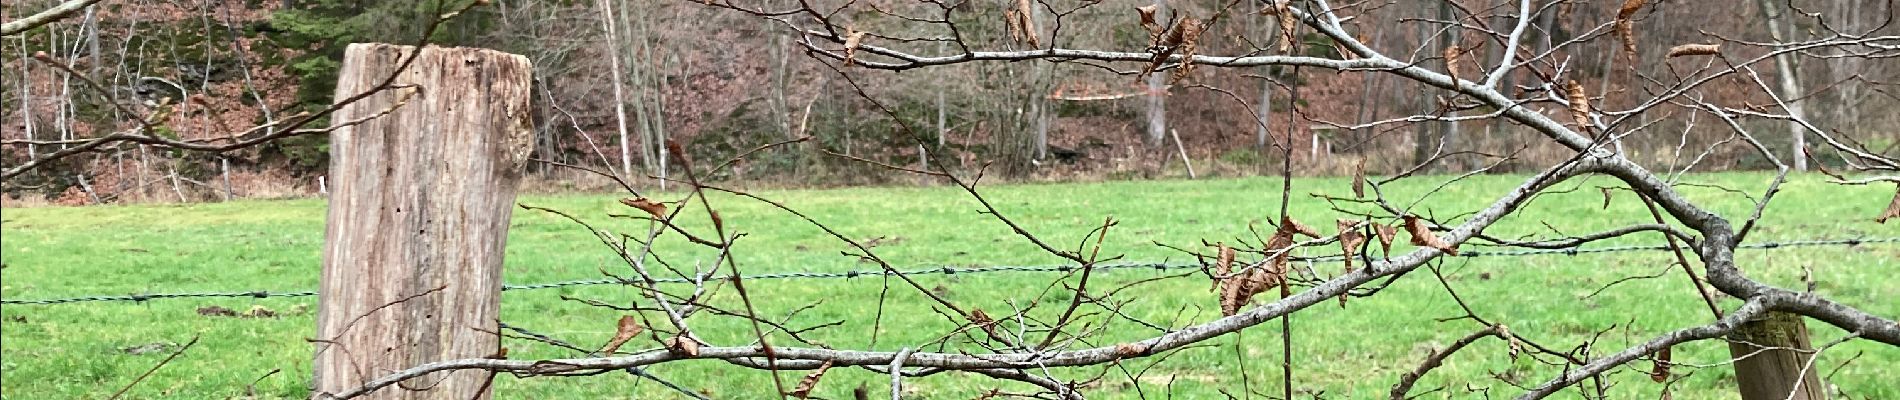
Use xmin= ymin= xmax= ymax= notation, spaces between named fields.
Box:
xmin=314 ymin=43 xmax=533 ymax=400
xmin=1728 ymin=312 xmax=1827 ymax=400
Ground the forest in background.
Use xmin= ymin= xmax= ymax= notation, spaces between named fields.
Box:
xmin=3 ymin=0 xmax=1897 ymax=205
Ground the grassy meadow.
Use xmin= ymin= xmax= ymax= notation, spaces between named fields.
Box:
xmin=2 ymin=172 xmax=1896 ymax=399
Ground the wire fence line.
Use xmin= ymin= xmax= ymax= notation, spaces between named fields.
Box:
xmin=4 ymin=237 xmax=1895 ymax=306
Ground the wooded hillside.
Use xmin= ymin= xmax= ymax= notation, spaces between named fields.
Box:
xmin=3 ymin=0 xmax=1896 ymax=203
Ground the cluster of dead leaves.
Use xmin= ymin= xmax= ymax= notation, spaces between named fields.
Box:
xmin=1135 ymin=5 xmax=1205 ymax=84
xmin=1213 ymin=217 xmax=1319 ymax=316
xmin=1614 ymin=1 xmax=1724 ymax=62
xmin=1208 ymin=212 xmax=1454 ymax=310
xmin=1259 ymin=0 xmax=1298 ymax=54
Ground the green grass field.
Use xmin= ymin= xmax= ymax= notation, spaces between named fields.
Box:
xmin=3 ymin=173 xmax=1896 ymax=399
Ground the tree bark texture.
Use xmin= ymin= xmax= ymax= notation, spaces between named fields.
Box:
xmin=1728 ymin=312 xmax=1827 ymax=400
xmin=314 ymin=43 xmax=534 ymax=400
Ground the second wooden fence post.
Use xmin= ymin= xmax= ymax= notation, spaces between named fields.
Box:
xmin=313 ymin=43 xmax=533 ymax=400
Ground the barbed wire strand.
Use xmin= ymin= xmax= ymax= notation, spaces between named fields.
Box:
xmin=4 ymin=237 xmax=1894 ymax=305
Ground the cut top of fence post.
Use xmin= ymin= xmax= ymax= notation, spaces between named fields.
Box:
xmin=314 ymin=43 xmax=533 ymax=400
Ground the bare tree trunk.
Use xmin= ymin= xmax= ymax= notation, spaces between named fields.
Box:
xmin=1826 ymin=1 xmax=1863 ymax=143
xmin=1033 ymin=101 xmax=1049 ymax=160
xmin=1253 ymin=7 xmax=1274 ymax=155
xmin=1030 ymin=7 xmax=1049 ymax=161
xmin=1143 ymin=0 xmax=1168 ymax=146
xmin=1596 ymin=40 xmax=1623 ymax=157
xmin=938 ymin=41 xmax=948 ymax=148
xmin=314 ymin=44 xmax=533 ymax=400
xmin=769 ymin=5 xmax=794 ymax=140
xmin=1436 ymin=0 xmax=1461 ymax=169
xmin=599 ymin=0 xmax=636 ymax=180
xmin=1411 ymin=1 xmax=1439 ymax=167
xmin=16 ymin=37 xmax=36 ymax=161
xmin=1145 ymin=76 xmax=1167 ymax=146
xmin=627 ymin=1 xmax=669 ymax=190
xmin=136 ymin=145 xmax=153 ymax=199
xmin=220 ymin=157 xmax=233 ymax=201
xmin=83 ymin=5 xmax=100 ymax=77
xmin=1756 ymin=0 xmax=1808 ymax=171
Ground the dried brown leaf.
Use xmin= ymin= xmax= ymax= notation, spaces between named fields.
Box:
xmin=1566 ymin=80 xmax=1592 ymax=131
xmin=666 ymin=139 xmax=692 ymax=169
xmin=1264 ymin=230 xmax=1294 ymax=297
xmin=1601 ymin=187 xmax=1615 ymax=210
xmin=1615 ymin=0 xmax=1644 ymax=62
xmin=1019 ymin=0 xmax=1039 ymax=47
xmin=1218 ymin=269 xmax=1258 ymax=316
xmin=1498 ymin=324 xmax=1522 ymax=361
xmin=842 ymin=30 xmax=868 ymax=67
xmin=1650 ymin=345 xmax=1672 ymax=383
xmin=1215 ymin=243 xmax=1236 ymax=290
xmin=968 ymin=308 xmax=997 ymax=337
xmin=1281 ymin=216 xmax=1320 ymax=238
xmin=1213 ymin=242 xmax=1245 ymax=314
xmin=1877 ymin=186 xmax=1900 ymax=224
xmin=1337 ymin=219 xmax=1366 ymax=271
xmin=787 ymin=360 xmax=835 ymax=399
xmin=620 ymin=197 xmax=668 ymax=218
xmin=1403 ymin=215 xmax=1459 ymax=255
xmin=1616 ymin=20 xmax=1637 ymax=61
xmin=1351 ymin=159 xmax=1366 ymax=198
xmin=599 ymin=315 xmax=644 ymax=355
xmin=663 ymin=335 xmax=701 ymax=356
xmin=1666 ymin=43 xmax=1720 ymax=58
xmin=1005 ymin=9 xmax=1023 ymax=42
xmin=1375 ymin=224 xmax=1396 ymax=257
xmin=1136 ymin=5 xmax=1163 ymax=37
xmin=1275 ymin=2 xmax=1297 ymax=54
xmin=1444 ymin=44 xmax=1463 ymax=79
xmin=1617 ymin=0 xmax=1646 ymax=19
xmin=1337 ymin=219 xmax=1366 ymax=308
xmin=1256 ymin=0 xmax=1295 ymax=52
